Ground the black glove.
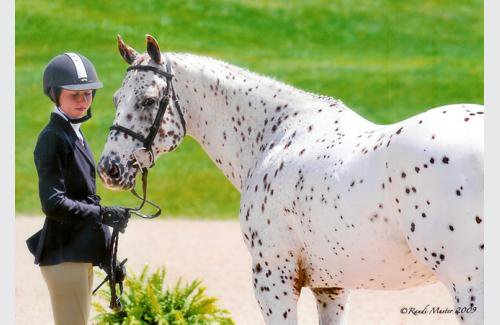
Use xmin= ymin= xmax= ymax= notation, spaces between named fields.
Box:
xmin=101 ymin=206 xmax=130 ymax=233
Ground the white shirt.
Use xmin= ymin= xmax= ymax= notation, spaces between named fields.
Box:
xmin=53 ymin=106 xmax=84 ymax=146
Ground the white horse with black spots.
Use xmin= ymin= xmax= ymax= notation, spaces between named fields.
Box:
xmin=98 ymin=35 xmax=483 ymax=325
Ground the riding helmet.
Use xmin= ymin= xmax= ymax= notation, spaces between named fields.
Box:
xmin=43 ymin=52 xmax=103 ymax=105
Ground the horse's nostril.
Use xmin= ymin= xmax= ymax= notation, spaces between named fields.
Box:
xmin=108 ymin=163 xmax=120 ymax=179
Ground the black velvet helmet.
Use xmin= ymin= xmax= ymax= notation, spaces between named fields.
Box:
xmin=43 ymin=53 xmax=103 ymax=123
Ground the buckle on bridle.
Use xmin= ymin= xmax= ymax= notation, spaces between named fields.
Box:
xmin=132 ymin=147 xmax=155 ymax=171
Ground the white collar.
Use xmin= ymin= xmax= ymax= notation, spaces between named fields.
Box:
xmin=53 ymin=107 xmax=84 ymax=145
xmin=53 ymin=106 xmax=82 ymax=130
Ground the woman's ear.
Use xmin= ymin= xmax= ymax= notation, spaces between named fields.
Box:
xmin=117 ymin=34 xmax=138 ymax=65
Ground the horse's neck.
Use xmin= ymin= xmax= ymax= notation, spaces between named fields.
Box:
xmin=170 ymin=53 xmax=367 ymax=191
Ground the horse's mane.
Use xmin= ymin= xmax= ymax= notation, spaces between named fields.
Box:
xmin=170 ymin=52 xmax=343 ymax=108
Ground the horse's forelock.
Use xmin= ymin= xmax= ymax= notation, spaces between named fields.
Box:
xmin=131 ymin=54 xmax=148 ymax=66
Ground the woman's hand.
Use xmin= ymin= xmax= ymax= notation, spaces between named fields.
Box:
xmin=101 ymin=206 xmax=130 ymax=233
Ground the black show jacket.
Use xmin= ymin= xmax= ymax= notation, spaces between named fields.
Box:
xmin=26 ymin=113 xmax=110 ymax=266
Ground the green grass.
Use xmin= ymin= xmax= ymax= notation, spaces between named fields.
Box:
xmin=16 ymin=0 xmax=483 ymax=219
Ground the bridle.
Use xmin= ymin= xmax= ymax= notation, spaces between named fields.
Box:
xmin=94 ymin=56 xmax=186 ymax=310
xmin=109 ymin=56 xmax=186 ymax=219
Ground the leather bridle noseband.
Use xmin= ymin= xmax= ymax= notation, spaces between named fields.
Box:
xmin=94 ymin=57 xmax=186 ymax=310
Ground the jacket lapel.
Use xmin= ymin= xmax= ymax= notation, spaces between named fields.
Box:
xmin=75 ymin=136 xmax=96 ymax=168
xmin=51 ymin=113 xmax=96 ymax=168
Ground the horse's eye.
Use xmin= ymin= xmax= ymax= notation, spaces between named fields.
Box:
xmin=142 ymin=98 xmax=156 ymax=107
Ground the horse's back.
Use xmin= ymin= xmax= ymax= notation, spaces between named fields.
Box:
xmin=388 ymin=103 xmax=483 ymax=157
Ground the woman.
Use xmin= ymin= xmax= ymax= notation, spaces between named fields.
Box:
xmin=26 ymin=52 xmax=129 ymax=325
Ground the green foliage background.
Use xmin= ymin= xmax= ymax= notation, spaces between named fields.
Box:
xmin=93 ymin=266 xmax=234 ymax=324
xmin=16 ymin=0 xmax=483 ymax=218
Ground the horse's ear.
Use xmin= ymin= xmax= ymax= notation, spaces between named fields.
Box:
xmin=117 ymin=34 xmax=138 ymax=65
xmin=146 ymin=34 xmax=163 ymax=65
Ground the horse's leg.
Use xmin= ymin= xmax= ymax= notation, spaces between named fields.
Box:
xmin=439 ymin=273 xmax=483 ymax=324
xmin=403 ymin=210 xmax=483 ymax=324
xmin=403 ymin=211 xmax=483 ymax=324
xmin=311 ymin=287 xmax=350 ymax=325
xmin=240 ymin=186 xmax=309 ymax=324
xmin=250 ymin=255 xmax=302 ymax=325
xmin=405 ymin=197 xmax=483 ymax=325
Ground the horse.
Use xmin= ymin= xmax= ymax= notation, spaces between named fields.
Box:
xmin=98 ymin=35 xmax=483 ymax=325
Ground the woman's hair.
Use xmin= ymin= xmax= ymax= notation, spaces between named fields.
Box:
xmin=49 ymin=87 xmax=62 ymax=106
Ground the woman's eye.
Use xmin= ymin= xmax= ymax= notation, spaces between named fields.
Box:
xmin=142 ymin=98 xmax=156 ymax=107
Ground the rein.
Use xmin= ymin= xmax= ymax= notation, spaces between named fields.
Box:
xmin=94 ymin=56 xmax=186 ymax=310
xmin=129 ymin=170 xmax=162 ymax=219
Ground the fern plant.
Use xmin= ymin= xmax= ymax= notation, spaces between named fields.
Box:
xmin=93 ymin=265 xmax=235 ymax=325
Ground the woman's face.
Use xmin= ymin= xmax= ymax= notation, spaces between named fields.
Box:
xmin=58 ymin=89 xmax=93 ymax=119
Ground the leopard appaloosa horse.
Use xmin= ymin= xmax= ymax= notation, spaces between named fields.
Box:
xmin=99 ymin=35 xmax=483 ymax=325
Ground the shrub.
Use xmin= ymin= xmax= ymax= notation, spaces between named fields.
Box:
xmin=93 ymin=265 xmax=235 ymax=325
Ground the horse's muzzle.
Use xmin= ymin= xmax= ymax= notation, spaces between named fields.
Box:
xmin=98 ymin=156 xmax=136 ymax=190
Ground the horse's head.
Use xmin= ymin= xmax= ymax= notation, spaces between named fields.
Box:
xmin=98 ymin=34 xmax=185 ymax=190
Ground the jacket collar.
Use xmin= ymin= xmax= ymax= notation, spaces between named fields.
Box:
xmin=50 ymin=112 xmax=74 ymax=133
